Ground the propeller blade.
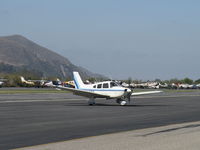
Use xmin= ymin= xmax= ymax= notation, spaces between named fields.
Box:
xmin=124 ymin=88 xmax=132 ymax=104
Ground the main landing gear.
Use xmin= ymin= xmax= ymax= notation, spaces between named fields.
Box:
xmin=88 ymin=98 xmax=96 ymax=105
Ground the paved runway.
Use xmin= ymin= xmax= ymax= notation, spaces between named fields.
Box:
xmin=0 ymin=92 xmax=200 ymax=149
xmin=17 ymin=121 xmax=200 ymax=150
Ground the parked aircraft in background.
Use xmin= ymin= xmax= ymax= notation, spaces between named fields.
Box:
xmin=125 ymin=81 xmax=200 ymax=90
xmin=0 ymin=79 xmax=7 ymax=87
xmin=178 ymin=83 xmax=190 ymax=89
xmin=55 ymin=72 xmax=162 ymax=106
xmin=64 ymin=80 xmax=75 ymax=88
xmin=44 ymin=79 xmax=62 ymax=87
xmin=178 ymin=83 xmax=197 ymax=89
xmin=159 ymin=83 xmax=169 ymax=89
xmin=0 ymin=81 xmax=4 ymax=87
xmin=20 ymin=76 xmax=61 ymax=88
xmin=196 ymin=84 xmax=200 ymax=89
xmin=20 ymin=77 xmax=35 ymax=85
xmin=130 ymin=82 xmax=159 ymax=89
xmin=146 ymin=82 xmax=160 ymax=89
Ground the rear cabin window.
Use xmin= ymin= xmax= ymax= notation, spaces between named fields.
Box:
xmin=103 ymin=83 xmax=109 ymax=88
xmin=97 ymin=84 xmax=102 ymax=88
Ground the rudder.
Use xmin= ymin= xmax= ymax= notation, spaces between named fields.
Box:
xmin=73 ymin=72 xmax=86 ymax=89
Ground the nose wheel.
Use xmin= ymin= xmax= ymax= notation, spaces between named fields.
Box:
xmin=116 ymin=99 xmax=127 ymax=106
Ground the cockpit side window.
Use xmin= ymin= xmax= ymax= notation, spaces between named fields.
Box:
xmin=103 ymin=83 xmax=109 ymax=88
xmin=97 ymin=84 xmax=102 ymax=88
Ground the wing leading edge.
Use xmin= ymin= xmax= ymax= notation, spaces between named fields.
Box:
xmin=132 ymin=90 xmax=162 ymax=96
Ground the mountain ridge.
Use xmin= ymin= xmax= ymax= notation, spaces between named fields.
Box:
xmin=0 ymin=35 xmax=104 ymax=79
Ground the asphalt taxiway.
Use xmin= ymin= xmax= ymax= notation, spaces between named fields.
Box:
xmin=0 ymin=91 xmax=200 ymax=149
xmin=16 ymin=121 xmax=200 ymax=150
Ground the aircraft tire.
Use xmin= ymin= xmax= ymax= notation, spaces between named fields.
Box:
xmin=120 ymin=100 xmax=127 ymax=106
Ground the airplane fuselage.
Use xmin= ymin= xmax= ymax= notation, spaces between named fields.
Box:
xmin=74 ymin=80 xmax=130 ymax=98
xmin=83 ymin=86 xmax=127 ymax=98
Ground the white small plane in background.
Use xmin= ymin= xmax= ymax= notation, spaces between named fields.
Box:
xmin=0 ymin=78 xmax=7 ymax=87
xmin=20 ymin=76 xmax=61 ymax=87
xmin=0 ymin=81 xmax=4 ymax=87
xmin=20 ymin=77 xmax=35 ymax=85
xmin=44 ymin=78 xmax=62 ymax=87
xmin=56 ymin=72 xmax=162 ymax=106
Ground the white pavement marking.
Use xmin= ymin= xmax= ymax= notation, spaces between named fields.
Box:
xmin=15 ymin=121 xmax=200 ymax=150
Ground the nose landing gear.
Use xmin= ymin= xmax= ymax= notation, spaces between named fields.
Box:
xmin=116 ymin=98 xmax=127 ymax=106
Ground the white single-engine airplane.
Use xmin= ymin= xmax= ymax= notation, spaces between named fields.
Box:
xmin=56 ymin=72 xmax=162 ymax=106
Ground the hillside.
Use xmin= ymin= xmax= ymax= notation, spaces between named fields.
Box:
xmin=0 ymin=35 xmax=104 ymax=79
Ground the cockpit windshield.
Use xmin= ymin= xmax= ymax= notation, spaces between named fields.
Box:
xmin=110 ymin=82 xmax=120 ymax=88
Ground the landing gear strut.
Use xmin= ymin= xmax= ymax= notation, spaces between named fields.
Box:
xmin=88 ymin=98 xmax=96 ymax=105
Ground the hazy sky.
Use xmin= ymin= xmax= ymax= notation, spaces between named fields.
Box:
xmin=1 ymin=0 xmax=200 ymax=80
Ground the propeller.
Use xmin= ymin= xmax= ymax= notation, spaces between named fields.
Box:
xmin=124 ymin=88 xmax=132 ymax=104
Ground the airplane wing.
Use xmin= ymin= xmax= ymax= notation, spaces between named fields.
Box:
xmin=56 ymin=86 xmax=110 ymax=98
xmin=132 ymin=90 xmax=162 ymax=96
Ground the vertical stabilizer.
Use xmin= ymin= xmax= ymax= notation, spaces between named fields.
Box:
xmin=73 ymin=72 xmax=86 ymax=89
xmin=20 ymin=76 xmax=26 ymax=83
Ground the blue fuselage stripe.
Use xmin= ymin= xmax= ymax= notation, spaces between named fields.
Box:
xmin=81 ymin=89 xmax=124 ymax=92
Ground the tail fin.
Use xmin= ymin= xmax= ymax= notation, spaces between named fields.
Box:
xmin=73 ymin=72 xmax=86 ymax=89
xmin=20 ymin=76 xmax=26 ymax=83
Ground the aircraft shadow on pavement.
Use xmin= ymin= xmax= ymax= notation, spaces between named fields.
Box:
xmin=95 ymin=103 xmax=168 ymax=107
xmin=64 ymin=102 xmax=168 ymax=107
